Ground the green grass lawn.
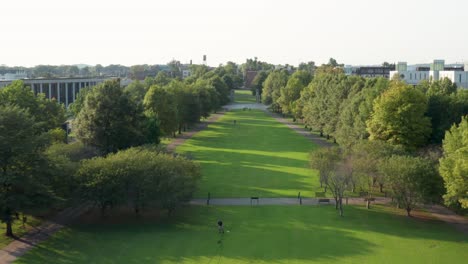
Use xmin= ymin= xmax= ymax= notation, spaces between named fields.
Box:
xmin=234 ymin=89 xmax=257 ymax=104
xmin=177 ymin=110 xmax=320 ymax=198
xmin=16 ymin=205 xmax=468 ymax=264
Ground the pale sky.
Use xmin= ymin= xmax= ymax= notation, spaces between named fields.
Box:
xmin=1 ymin=0 xmax=467 ymax=67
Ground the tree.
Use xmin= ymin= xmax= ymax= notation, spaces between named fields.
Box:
xmin=154 ymin=71 xmax=171 ymax=86
xmin=381 ymin=155 xmax=442 ymax=216
xmin=350 ymin=140 xmax=406 ymax=208
xmin=0 ymin=80 xmax=65 ymax=131
xmin=75 ymin=80 xmax=149 ymax=154
xmin=309 ymin=147 xmax=341 ymax=193
xmin=250 ymin=71 xmax=268 ymax=96
xmin=335 ymin=78 xmax=389 ymax=148
xmin=439 ymin=116 xmax=468 ymax=209
xmin=310 ymin=147 xmax=354 ymax=216
xmin=278 ymin=70 xmax=312 ymax=117
xmin=144 ymin=84 xmax=179 ymax=136
xmin=0 ymin=105 xmax=52 ymax=237
xmin=77 ymin=147 xmax=201 ymax=215
xmin=123 ymin=80 xmax=147 ymax=104
xmin=262 ymin=70 xmax=289 ymax=109
xmin=367 ymin=81 xmax=431 ymax=149
xmin=68 ymin=87 xmax=91 ymax=117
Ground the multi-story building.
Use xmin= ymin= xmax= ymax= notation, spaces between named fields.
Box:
xmin=389 ymin=60 xmax=468 ymax=88
xmin=344 ymin=65 xmax=395 ymax=78
xmin=0 ymin=77 xmax=116 ymax=107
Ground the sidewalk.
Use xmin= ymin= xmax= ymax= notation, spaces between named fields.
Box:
xmin=0 ymin=203 xmax=91 ymax=264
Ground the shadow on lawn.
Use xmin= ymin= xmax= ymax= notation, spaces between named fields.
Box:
xmin=17 ymin=206 xmax=467 ymax=264
xmin=17 ymin=214 xmax=374 ymax=263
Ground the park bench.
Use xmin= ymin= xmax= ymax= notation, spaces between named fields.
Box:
xmin=318 ymin=198 xmax=330 ymax=204
xmin=250 ymin=197 xmax=259 ymax=205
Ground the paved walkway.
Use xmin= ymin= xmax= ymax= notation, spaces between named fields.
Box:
xmin=424 ymin=205 xmax=468 ymax=235
xmin=0 ymin=203 xmax=91 ymax=264
xmin=190 ymin=197 xmax=392 ymax=206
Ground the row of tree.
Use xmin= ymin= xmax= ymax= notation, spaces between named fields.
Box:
xmin=0 ymin=63 xmax=236 ymax=236
xmin=271 ymin=66 xmax=468 ymax=213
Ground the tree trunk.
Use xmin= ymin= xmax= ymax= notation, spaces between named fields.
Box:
xmin=339 ymin=198 xmax=344 ymax=217
xmin=406 ymin=207 xmax=411 ymax=217
xmin=5 ymin=221 xmax=13 ymax=237
xmin=320 ymin=131 xmax=323 ymax=137
xmin=379 ymin=184 xmax=383 ymax=193
xmin=366 ymin=199 xmax=370 ymax=209
xmin=334 ymin=197 xmax=338 ymax=209
xmin=326 ymin=134 xmax=330 ymax=140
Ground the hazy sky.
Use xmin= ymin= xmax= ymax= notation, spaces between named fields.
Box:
xmin=1 ymin=0 xmax=467 ymax=67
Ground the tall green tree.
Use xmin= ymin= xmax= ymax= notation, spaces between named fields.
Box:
xmin=381 ymin=155 xmax=442 ymax=216
xmin=0 ymin=80 xmax=65 ymax=131
xmin=335 ymin=78 xmax=389 ymax=147
xmin=278 ymin=70 xmax=312 ymax=117
xmin=439 ymin=116 xmax=468 ymax=209
xmin=77 ymin=147 xmax=201 ymax=215
xmin=75 ymin=80 xmax=149 ymax=154
xmin=0 ymin=105 xmax=52 ymax=237
xmin=144 ymin=84 xmax=178 ymax=137
xmin=262 ymin=70 xmax=289 ymax=110
xmin=367 ymin=81 xmax=431 ymax=149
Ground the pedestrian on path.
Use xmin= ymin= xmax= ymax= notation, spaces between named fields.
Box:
xmin=217 ymin=219 xmax=224 ymax=234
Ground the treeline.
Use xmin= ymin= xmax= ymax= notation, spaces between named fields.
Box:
xmin=260 ymin=65 xmax=468 ymax=213
xmin=0 ymin=64 xmax=236 ymax=237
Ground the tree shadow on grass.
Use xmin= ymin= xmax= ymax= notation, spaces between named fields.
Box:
xmin=16 ymin=207 xmax=375 ymax=264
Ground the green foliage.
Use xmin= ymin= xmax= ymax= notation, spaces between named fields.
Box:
xmin=77 ymin=147 xmax=201 ymax=214
xmin=48 ymin=128 xmax=66 ymax=143
xmin=250 ymin=71 xmax=268 ymax=96
xmin=75 ymin=80 xmax=150 ymax=154
xmin=68 ymin=87 xmax=91 ymax=117
xmin=301 ymin=70 xmax=352 ymax=137
xmin=309 ymin=147 xmax=341 ymax=191
xmin=367 ymin=81 xmax=431 ymax=149
xmin=261 ymin=70 xmax=289 ymax=109
xmin=0 ymin=80 xmax=66 ymax=131
xmin=381 ymin=155 xmax=442 ymax=216
xmin=439 ymin=116 xmax=468 ymax=209
xmin=0 ymin=105 xmax=53 ymax=236
xmin=335 ymin=78 xmax=389 ymax=147
xmin=144 ymin=84 xmax=178 ymax=136
xmin=278 ymin=70 xmax=312 ymax=116
xmin=123 ymin=80 xmax=148 ymax=104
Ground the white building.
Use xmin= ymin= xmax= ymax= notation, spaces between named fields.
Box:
xmin=0 ymin=71 xmax=27 ymax=81
xmin=389 ymin=60 xmax=468 ymax=88
xmin=182 ymin=69 xmax=191 ymax=79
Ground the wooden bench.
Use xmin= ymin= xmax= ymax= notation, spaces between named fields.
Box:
xmin=250 ymin=197 xmax=259 ymax=205
xmin=318 ymin=198 xmax=330 ymax=204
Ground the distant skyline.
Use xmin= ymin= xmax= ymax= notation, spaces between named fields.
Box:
xmin=1 ymin=0 xmax=467 ymax=67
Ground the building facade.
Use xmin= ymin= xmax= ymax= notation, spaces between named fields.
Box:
xmin=389 ymin=60 xmax=468 ymax=88
xmin=0 ymin=77 xmax=115 ymax=107
xmin=345 ymin=65 xmax=395 ymax=78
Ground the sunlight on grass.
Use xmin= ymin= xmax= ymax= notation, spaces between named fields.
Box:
xmin=177 ymin=110 xmax=320 ymax=198
xmin=16 ymin=206 xmax=468 ymax=264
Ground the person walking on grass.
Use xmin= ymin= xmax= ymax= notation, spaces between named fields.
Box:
xmin=217 ymin=219 xmax=224 ymax=234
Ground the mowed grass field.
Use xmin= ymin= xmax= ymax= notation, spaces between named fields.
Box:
xmin=177 ymin=109 xmax=320 ymax=198
xmin=16 ymin=205 xmax=468 ymax=264
xmin=234 ymin=89 xmax=257 ymax=104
